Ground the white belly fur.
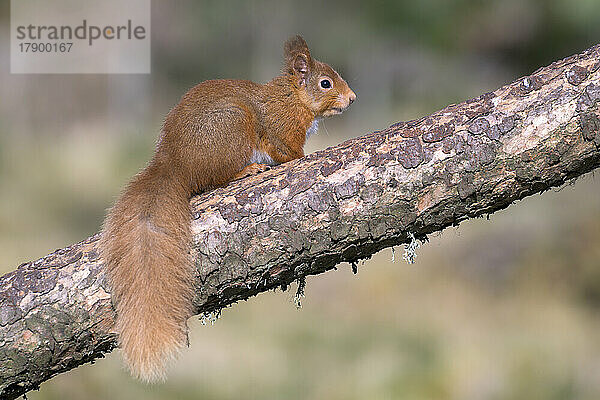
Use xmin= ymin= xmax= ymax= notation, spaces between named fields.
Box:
xmin=306 ymin=119 xmax=320 ymax=140
xmin=249 ymin=149 xmax=277 ymax=165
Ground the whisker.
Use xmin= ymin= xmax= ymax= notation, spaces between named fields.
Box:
xmin=322 ymin=120 xmax=331 ymax=137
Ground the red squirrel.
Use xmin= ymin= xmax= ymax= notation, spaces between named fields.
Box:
xmin=100 ymin=35 xmax=356 ymax=381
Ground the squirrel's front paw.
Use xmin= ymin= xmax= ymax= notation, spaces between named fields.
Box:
xmin=234 ymin=163 xmax=271 ymax=180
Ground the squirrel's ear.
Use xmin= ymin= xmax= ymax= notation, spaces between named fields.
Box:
xmin=284 ymin=35 xmax=311 ymax=60
xmin=283 ymin=35 xmax=312 ymax=86
xmin=292 ymin=54 xmax=309 ymax=86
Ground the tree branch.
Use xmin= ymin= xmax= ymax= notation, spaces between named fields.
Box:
xmin=2 ymin=44 xmax=600 ymax=399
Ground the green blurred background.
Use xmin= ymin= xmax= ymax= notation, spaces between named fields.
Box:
xmin=2 ymin=0 xmax=600 ymax=399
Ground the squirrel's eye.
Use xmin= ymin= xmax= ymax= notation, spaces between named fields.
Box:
xmin=320 ymin=79 xmax=331 ymax=89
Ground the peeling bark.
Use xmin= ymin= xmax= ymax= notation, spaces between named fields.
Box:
xmin=2 ymin=44 xmax=600 ymax=399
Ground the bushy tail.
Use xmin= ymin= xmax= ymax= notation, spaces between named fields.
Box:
xmin=100 ymin=164 xmax=194 ymax=382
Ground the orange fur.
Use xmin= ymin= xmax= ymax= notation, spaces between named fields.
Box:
xmin=100 ymin=35 xmax=356 ymax=381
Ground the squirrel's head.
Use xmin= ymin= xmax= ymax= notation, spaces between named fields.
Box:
xmin=283 ymin=35 xmax=356 ymax=118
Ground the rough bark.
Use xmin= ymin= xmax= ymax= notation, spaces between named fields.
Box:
xmin=2 ymin=44 xmax=600 ymax=399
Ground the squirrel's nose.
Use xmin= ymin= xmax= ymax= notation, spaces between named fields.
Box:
xmin=348 ymin=90 xmax=356 ymax=104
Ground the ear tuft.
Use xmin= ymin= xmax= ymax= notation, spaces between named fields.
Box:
xmin=284 ymin=35 xmax=310 ymax=60
xmin=283 ymin=35 xmax=312 ymax=79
